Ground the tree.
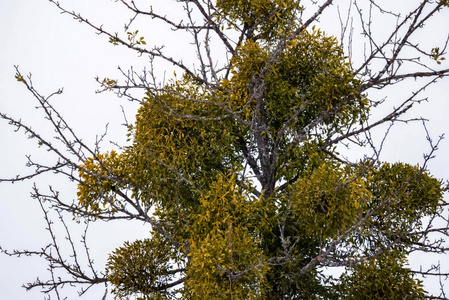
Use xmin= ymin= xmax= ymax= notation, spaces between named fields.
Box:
xmin=1 ymin=0 xmax=449 ymax=299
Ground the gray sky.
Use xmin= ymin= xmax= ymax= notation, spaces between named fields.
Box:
xmin=0 ymin=1 xmax=150 ymax=298
xmin=1 ymin=0 xmax=448 ymax=299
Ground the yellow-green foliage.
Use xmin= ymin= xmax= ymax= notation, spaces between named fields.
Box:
xmin=78 ymin=150 xmax=129 ymax=214
xmin=75 ymin=2 xmax=445 ymax=298
xmin=225 ymin=28 xmax=367 ymax=150
xmin=185 ymin=174 xmax=271 ymax=299
xmin=340 ymin=250 xmax=426 ymax=299
xmin=368 ymin=163 xmax=442 ymax=217
xmin=216 ymin=0 xmax=301 ymax=40
xmin=291 ymin=161 xmax=442 ymax=243
xmin=133 ymin=76 xmax=237 ymax=188
xmin=291 ymin=162 xmax=370 ymax=239
xmin=267 ymin=29 xmax=366 ymax=131
xmin=364 ymin=163 xmax=443 ymax=245
xmin=107 ymin=233 xmax=181 ymax=299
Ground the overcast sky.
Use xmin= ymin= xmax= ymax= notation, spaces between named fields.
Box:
xmin=0 ymin=1 xmax=151 ymax=299
xmin=1 ymin=0 xmax=448 ymax=299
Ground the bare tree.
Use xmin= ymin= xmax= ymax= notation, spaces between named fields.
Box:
xmin=1 ymin=0 xmax=449 ymax=298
